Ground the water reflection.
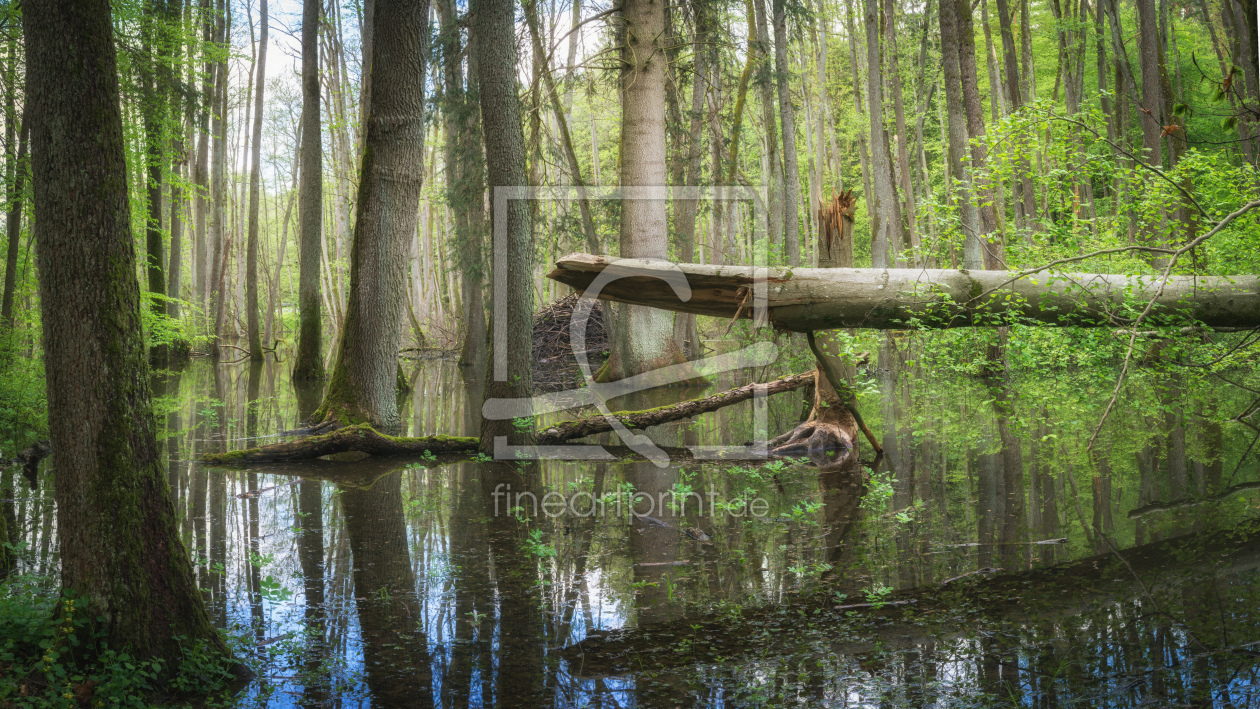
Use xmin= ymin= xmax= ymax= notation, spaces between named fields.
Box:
xmin=6 ymin=353 xmax=1258 ymax=707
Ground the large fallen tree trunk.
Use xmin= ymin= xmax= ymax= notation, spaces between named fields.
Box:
xmin=547 ymin=253 xmax=1260 ymax=330
xmin=203 ymin=372 xmax=814 ymax=464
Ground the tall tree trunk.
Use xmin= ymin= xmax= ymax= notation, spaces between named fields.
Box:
xmin=25 ymin=0 xmax=238 ymax=670
xmin=938 ymin=0 xmax=983 ymax=268
xmin=864 ymin=0 xmax=899 ymax=268
xmin=671 ymin=0 xmax=709 ymax=357
xmin=885 ymin=0 xmax=917 ymax=257
xmin=165 ymin=0 xmax=186 ymax=324
xmin=475 ymin=0 xmax=535 ymax=453
xmin=141 ymin=0 xmax=170 ymax=360
xmin=753 ymin=0 xmax=782 ymax=260
xmin=774 ymin=0 xmax=803 ymax=266
xmin=293 ymin=0 xmax=325 ymax=381
xmin=208 ymin=0 xmax=228 ymax=354
xmin=1 ymin=115 xmax=26 ymax=335
xmin=952 ymin=0 xmax=1001 ymax=267
xmin=245 ymin=0 xmax=268 ymax=361
xmin=193 ymin=0 xmax=211 ymax=334
xmin=600 ymin=0 xmax=689 ymax=382
xmin=315 ymin=0 xmax=431 ymax=430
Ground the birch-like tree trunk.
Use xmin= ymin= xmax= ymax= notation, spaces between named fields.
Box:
xmin=245 ymin=0 xmax=268 ymax=361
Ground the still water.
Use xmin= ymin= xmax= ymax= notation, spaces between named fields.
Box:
xmin=7 ymin=349 xmax=1260 ymax=707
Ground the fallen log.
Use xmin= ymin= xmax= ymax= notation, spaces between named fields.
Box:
xmin=547 ymin=253 xmax=1260 ymax=330
xmin=203 ymin=372 xmax=815 ymax=464
xmin=535 ymin=371 xmax=813 ymax=444
xmin=202 ymin=424 xmax=479 ymax=464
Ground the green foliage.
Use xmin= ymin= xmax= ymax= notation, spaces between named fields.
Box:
xmin=0 ymin=353 xmax=46 ymax=451
xmin=0 ymin=576 xmax=237 ymax=706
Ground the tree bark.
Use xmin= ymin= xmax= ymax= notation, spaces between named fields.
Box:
xmin=773 ymin=0 xmax=803 ymax=266
xmin=245 ymin=0 xmax=267 ymax=361
xmin=314 ymin=0 xmax=431 ymax=430
xmin=752 ymin=0 xmax=783 ymax=261
xmin=937 ymin=0 xmax=982 ymax=267
xmin=864 ymin=0 xmax=901 ymax=268
xmin=208 ymin=0 xmax=228 ymax=353
xmin=547 ymin=254 xmax=1260 ymax=330
xmin=600 ymin=0 xmax=690 ymax=382
xmin=952 ymin=0 xmax=1000 ymax=266
xmin=474 ymin=0 xmax=536 ymax=453
xmin=293 ymin=0 xmax=324 ymax=380
xmin=25 ymin=0 xmax=238 ymax=671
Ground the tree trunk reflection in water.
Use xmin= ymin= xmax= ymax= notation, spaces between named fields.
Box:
xmin=296 ymin=477 xmax=328 ymax=706
xmin=340 ymin=470 xmax=434 ymax=707
xmin=477 ymin=461 xmax=545 ymax=705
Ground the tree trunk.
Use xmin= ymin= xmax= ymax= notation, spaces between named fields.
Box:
xmin=141 ymin=0 xmax=169 ymax=350
xmin=753 ymin=0 xmax=782 ymax=261
xmin=25 ymin=0 xmax=238 ymax=671
xmin=864 ymin=0 xmax=900 ymax=268
xmin=600 ymin=0 xmax=689 ymax=382
xmin=547 ymin=254 xmax=1260 ymax=330
xmin=1 ymin=114 xmax=26 ymax=334
xmin=774 ymin=0 xmax=803 ymax=266
xmin=952 ymin=0 xmax=1000 ymax=267
xmin=293 ymin=0 xmax=325 ymax=381
xmin=315 ymin=0 xmax=431 ymax=430
xmin=937 ymin=0 xmax=982 ymax=267
xmin=885 ymin=0 xmax=917 ymax=257
xmin=475 ymin=0 xmax=536 ymax=454
xmin=245 ymin=0 xmax=268 ymax=361
xmin=193 ymin=0 xmax=211 ymax=334
xmin=208 ymin=0 xmax=228 ymax=353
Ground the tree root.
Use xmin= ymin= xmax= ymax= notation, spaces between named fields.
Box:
xmin=203 ymin=372 xmax=816 ymax=465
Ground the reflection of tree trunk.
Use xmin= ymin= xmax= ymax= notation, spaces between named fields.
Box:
xmin=448 ymin=461 xmax=493 ymax=709
xmin=478 ymin=462 xmax=545 ymax=704
xmin=628 ymin=460 xmax=681 ymax=625
xmin=246 ymin=364 xmax=264 ymax=639
xmin=340 ymin=471 xmax=434 ymax=708
xmin=820 ymin=454 xmax=868 ymax=597
xmin=296 ymin=478 xmax=327 ymax=706
xmin=976 ymin=450 xmax=1000 ymax=569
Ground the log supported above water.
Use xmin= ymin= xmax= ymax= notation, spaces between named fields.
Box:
xmin=547 ymin=253 xmax=1260 ymax=330
xmin=202 ymin=372 xmax=815 ymax=464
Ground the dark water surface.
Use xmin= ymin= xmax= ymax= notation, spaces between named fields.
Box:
xmin=8 ymin=354 xmax=1260 ymax=708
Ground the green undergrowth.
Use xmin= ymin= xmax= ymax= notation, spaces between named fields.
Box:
xmin=0 ymin=573 xmax=243 ymax=708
